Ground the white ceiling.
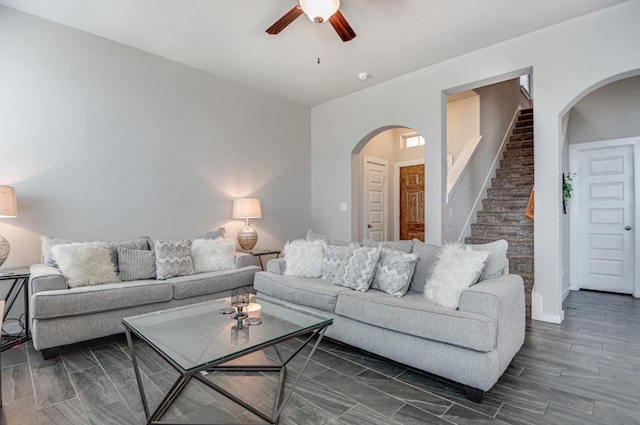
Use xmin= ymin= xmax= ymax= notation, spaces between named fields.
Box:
xmin=0 ymin=0 xmax=627 ymax=106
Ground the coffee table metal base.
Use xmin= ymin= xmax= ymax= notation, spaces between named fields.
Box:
xmin=124 ymin=325 xmax=329 ymax=425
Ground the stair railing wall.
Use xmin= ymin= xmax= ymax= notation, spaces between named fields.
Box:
xmin=452 ymin=106 xmax=524 ymax=242
xmin=446 ymin=135 xmax=484 ymax=203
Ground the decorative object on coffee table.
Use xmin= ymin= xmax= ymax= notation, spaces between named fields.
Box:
xmin=232 ymin=198 xmax=262 ymax=250
xmin=0 ymin=185 xmax=18 ymax=267
xmin=231 ymin=287 xmax=250 ymax=320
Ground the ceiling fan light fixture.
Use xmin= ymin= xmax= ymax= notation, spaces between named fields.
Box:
xmin=300 ymin=0 xmax=340 ymax=24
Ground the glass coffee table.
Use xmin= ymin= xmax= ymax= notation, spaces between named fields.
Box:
xmin=122 ymin=298 xmax=332 ymax=425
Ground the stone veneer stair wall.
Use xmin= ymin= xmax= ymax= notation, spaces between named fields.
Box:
xmin=466 ymin=108 xmax=534 ymax=317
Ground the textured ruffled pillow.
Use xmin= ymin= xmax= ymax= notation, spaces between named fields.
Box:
xmin=153 ymin=239 xmax=195 ymax=280
xmin=283 ymin=239 xmax=323 ymax=278
xmin=371 ymin=249 xmax=419 ymax=297
xmin=424 ymin=244 xmax=488 ymax=309
xmin=190 ymin=238 xmax=236 ymax=273
xmin=52 ymin=242 xmax=120 ymax=288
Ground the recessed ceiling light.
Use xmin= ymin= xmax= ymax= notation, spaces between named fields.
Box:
xmin=357 ymin=72 xmax=369 ymax=80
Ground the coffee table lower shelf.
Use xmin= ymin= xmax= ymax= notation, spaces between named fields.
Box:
xmin=124 ymin=323 xmax=330 ymax=425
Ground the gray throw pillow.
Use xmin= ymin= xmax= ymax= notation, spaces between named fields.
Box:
xmin=153 ymin=239 xmax=195 ymax=280
xmin=117 ymin=247 xmax=156 ymax=281
xmin=371 ymin=249 xmax=419 ymax=297
xmin=410 ymin=239 xmax=442 ymax=292
xmin=469 ymin=239 xmax=508 ymax=280
xmin=338 ymin=246 xmax=382 ymax=291
xmin=321 ymin=243 xmax=357 ymax=284
xmin=363 ymin=239 xmax=414 ymax=253
xmin=109 ymin=236 xmax=151 ymax=272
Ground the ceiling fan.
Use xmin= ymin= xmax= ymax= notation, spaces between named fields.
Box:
xmin=266 ymin=0 xmax=357 ymax=42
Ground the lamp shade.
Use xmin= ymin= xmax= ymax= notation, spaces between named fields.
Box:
xmin=0 ymin=185 xmax=17 ymax=218
xmin=300 ymin=0 xmax=340 ymax=23
xmin=232 ymin=198 xmax=262 ymax=219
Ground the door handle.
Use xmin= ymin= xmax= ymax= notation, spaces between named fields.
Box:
xmin=625 ymin=226 xmax=632 ymax=231
xmin=367 ymin=224 xmax=373 ymax=229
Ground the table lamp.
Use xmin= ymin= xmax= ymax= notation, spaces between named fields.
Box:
xmin=0 ymin=185 xmax=18 ymax=267
xmin=232 ymin=198 xmax=262 ymax=251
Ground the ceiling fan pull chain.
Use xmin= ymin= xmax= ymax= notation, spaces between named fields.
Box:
xmin=316 ymin=23 xmax=321 ymax=64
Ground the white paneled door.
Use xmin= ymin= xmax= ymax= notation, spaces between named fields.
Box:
xmin=363 ymin=156 xmax=388 ymax=242
xmin=575 ymin=144 xmax=634 ymax=293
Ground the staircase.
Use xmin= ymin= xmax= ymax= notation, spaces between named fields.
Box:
xmin=466 ymin=108 xmax=534 ymax=317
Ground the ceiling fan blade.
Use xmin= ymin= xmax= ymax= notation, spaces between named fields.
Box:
xmin=266 ymin=5 xmax=304 ymax=35
xmin=329 ymin=10 xmax=357 ymax=42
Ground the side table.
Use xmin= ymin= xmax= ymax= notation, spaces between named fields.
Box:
xmin=0 ymin=267 xmax=31 ymax=352
xmin=246 ymin=249 xmax=281 ymax=270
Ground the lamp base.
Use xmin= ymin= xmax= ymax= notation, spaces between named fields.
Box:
xmin=0 ymin=235 xmax=10 ymax=268
xmin=237 ymin=224 xmax=258 ymax=251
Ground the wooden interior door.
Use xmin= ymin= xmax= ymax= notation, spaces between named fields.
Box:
xmin=400 ymin=165 xmax=425 ymax=241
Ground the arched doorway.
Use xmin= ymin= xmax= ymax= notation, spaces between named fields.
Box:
xmin=562 ymin=73 xmax=640 ymax=299
xmin=351 ymin=127 xmax=425 ymax=242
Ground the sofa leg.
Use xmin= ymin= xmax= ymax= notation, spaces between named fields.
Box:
xmin=464 ymin=385 xmax=485 ymax=403
xmin=40 ymin=348 xmax=59 ymax=360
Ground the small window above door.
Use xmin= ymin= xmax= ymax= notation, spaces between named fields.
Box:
xmin=401 ymin=132 xmax=425 ymax=149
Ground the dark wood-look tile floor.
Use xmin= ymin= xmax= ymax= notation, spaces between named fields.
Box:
xmin=1 ymin=290 xmax=639 ymax=424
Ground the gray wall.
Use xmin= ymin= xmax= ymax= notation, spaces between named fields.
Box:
xmin=0 ymin=6 xmax=311 ymax=269
xmin=568 ymin=76 xmax=640 ymax=144
xmin=446 ymin=78 xmax=530 ymax=242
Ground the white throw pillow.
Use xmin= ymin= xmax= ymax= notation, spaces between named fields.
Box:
xmin=52 ymin=242 xmax=120 ymax=288
xmin=424 ymin=244 xmax=489 ymax=309
xmin=284 ymin=239 xmax=323 ymax=278
xmin=191 ymin=238 xmax=236 ymax=273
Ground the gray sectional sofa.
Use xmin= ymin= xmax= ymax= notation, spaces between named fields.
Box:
xmin=29 ymin=234 xmax=260 ymax=357
xmin=253 ymin=238 xmax=525 ymax=402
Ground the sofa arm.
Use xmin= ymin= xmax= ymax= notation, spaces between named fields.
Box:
xmin=29 ymin=264 xmax=67 ymax=296
xmin=266 ymin=258 xmax=286 ymax=275
xmin=235 ymin=252 xmax=255 ymax=269
xmin=459 ymin=274 xmax=525 ymax=363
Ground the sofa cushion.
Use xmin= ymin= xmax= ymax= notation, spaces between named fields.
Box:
xmin=31 ymin=280 xmax=173 ymax=319
xmin=153 ymin=239 xmax=195 ymax=280
xmin=371 ymin=249 xmax=418 ymax=297
xmin=424 ymin=244 xmax=489 ymax=309
xmin=52 ymin=242 xmax=120 ymax=288
xmin=469 ymin=239 xmax=508 ymax=280
xmin=118 ymin=247 xmax=156 ymax=281
xmin=321 ymin=244 xmax=356 ymax=283
xmin=171 ymin=266 xmax=259 ymax=300
xmin=339 ymin=246 xmax=382 ymax=291
xmin=409 ymin=240 xmax=442 ymax=292
xmin=335 ymin=290 xmax=497 ymax=352
xmin=363 ymin=239 xmax=414 ymax=253
xmin=283 ymin=239 xmax=323 ymax=278
xmin=190 ymin=227 xmax=226 ymax=241
xmin=306 ymin=229 xmax=352 ymax=246
xmin=190 ymin=238 xmax=236 ymax=273
xmin=42 ymin=235 xmax=150 ymax=269
xmin=254 ymin=272 xmax=351 ymax=312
